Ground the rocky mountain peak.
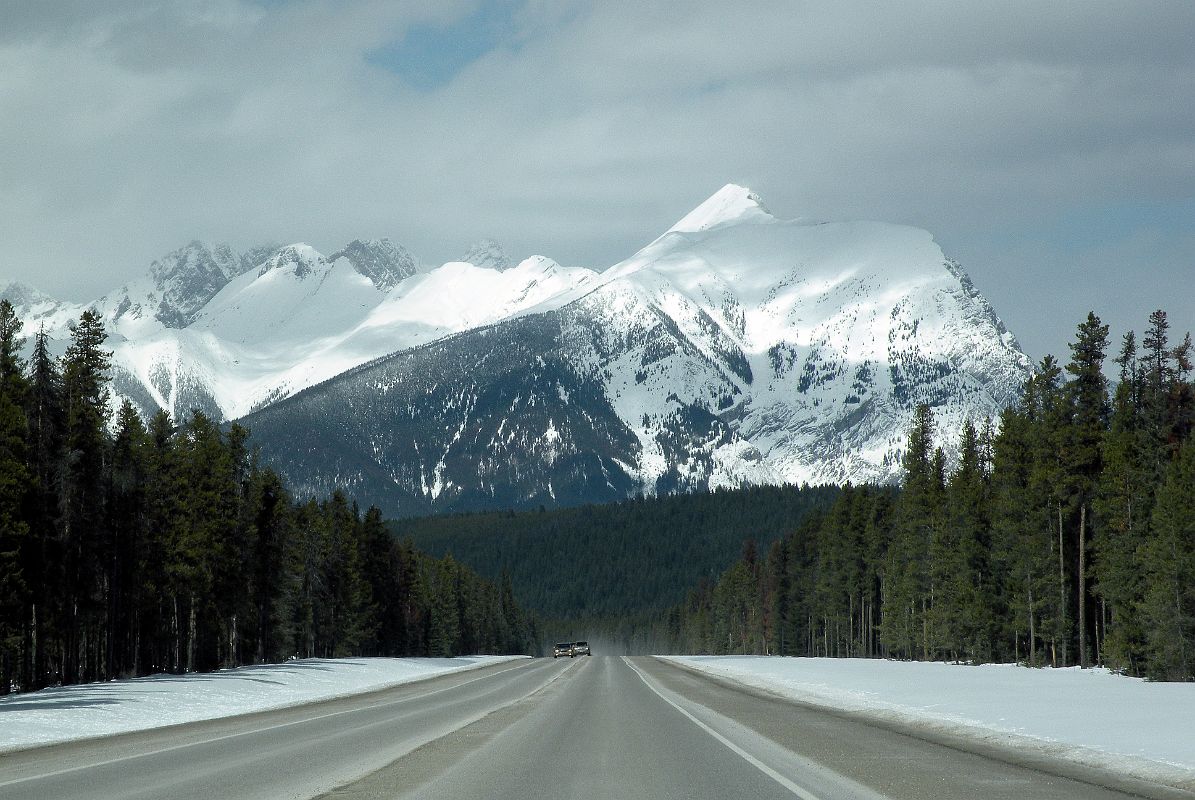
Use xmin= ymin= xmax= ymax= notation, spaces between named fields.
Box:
xmin=329 ymin=238 xmax=418 ymax=291
xmin=257 ymin=244 xmax=327 ymax=279
xmin=460 ymin=239 xmax=512 ymax=271
xmin=143 ymin=241 xmax=247 ymax=328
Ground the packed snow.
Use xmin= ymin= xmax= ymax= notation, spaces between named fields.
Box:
xmin=662 ymin=656 xmax=1195 ymax=789
xmin=0 ymin=656 xmax=526 ymax=753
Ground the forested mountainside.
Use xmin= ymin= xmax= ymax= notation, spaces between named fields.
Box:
xmin=397 ymin=483 xmax=839 ymax=621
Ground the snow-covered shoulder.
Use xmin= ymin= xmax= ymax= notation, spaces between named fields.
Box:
xmin=660 ymin=656 xmax=1195 ymax=789
xmin=0 ymin=656 xmax=527 ymax=753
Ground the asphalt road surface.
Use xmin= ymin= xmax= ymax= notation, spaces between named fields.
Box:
xmin=1 ymin=656 xmax=1189 ymax=800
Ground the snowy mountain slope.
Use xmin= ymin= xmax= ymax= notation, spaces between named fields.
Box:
xmin=155 ymin=249 xmax=598 ymax=418
xmin=2 ymin=239 xmax=597 ymax=422
xmin=241 ymin=185 xmax=1031 ymax=512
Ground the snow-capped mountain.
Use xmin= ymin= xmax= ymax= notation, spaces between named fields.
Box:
xmin=3 ymin=184 xmax=1032 ymax=514
xmin=0 ymin=282 xmax=87 ymax=334
xmin=6 ymin=237 xmax=596 ymax=421
xmin=235 ymin=185 xmax=1033 ymax=513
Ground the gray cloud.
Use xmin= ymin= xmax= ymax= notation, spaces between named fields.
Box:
xmin=0 ymin=0 xmax=1192 ymax=361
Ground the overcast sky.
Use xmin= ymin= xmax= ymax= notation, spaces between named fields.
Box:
xmin=1 ymin=0 xmax=1192 ymax=362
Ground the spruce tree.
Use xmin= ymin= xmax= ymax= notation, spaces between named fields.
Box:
xmin=427 ymin=556 xmax=462 ymax=657
xmin=23 ymin=327 xmax=65 ymax=688
xmin=937 ymin=420 xmax=994 ymax=662
xmin=1141 ymin=439 xmax=1195 ymax=679
xmin=1064 ymin=312 xmax=1110 ymax=667
xmin=991 ymin=403 xmax=1045 ymax=664
xmin=1140 ymin=310 xmax=1180 ymax=475
xmin=1028 ymin=356 xmax=1072 ymax=665
xmin=248 ymin=468 xmax=292 ymax=663
xmin=60 ymin=310 xmax=112 ymax=682
xmin=1092 ymin=332 xmax=1150 ymax=672
xmin=881 ymin=404 xmax=942 ymax=659
xmin=108 ymin=401 xmax=149 ymax=678
xmin=0 ymin=301 xmax=30 ymax=693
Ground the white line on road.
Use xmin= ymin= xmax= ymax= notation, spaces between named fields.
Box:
xmin=622 ymin=656 xmax=823 ymax=800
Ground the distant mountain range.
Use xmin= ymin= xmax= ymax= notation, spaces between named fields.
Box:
xmin=3 ymin=185 xmax=1032 ymax=515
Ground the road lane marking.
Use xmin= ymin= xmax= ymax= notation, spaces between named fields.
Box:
xmin=0 ymin=658 xmax=572 ymax=791
xmin=623 ymin=656 xmax=823 ymax=800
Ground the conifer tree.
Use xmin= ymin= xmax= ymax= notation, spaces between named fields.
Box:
xmin=248 ymin=468 xmax=292 ymax=663
xmin=990 ymin=403 xmax=1047 ymax=664
xmin=1093 ymin=332 xmax=1150 ymax=671
xmin=1064 ymin=312 xmax=1110 ymax=667
xmin=108 ymin=401 xmax=150 ymax=678
xmin=321 ymin=491 xmax=370 ymax=657
xmin=60 ymin=310 xmax=112 ymax=682
xmin=1141 ymin=439 xmax=1195 ymax=679
xmin=23 ymin=327 xmax=64 ymax=688
xmin=1139 ymin=310 xmax=1186 ymax=475
xmin=881 ymin=404 xmax=942 ymax=659
xmin=765 ymin=537 xmax=790 ymax=655
xmin=427 ymin=556 xmax=462 ymax=657
xmin=1027 ymin=356 xmax=1072 ymax=665
xmin=936 ymin=420 xmax=994 ymax=661
xmin=0 ymin=301 xmax=30 ymax=693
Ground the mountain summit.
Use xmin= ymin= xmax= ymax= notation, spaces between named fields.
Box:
xmin=668 ymin=183 xmax=773 ymax=234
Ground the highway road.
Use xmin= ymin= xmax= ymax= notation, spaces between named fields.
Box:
xmin=1 ymin=656 xmax=1188 ymax=800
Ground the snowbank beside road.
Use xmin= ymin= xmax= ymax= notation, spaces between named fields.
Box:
xmin=661 ymin=656 xmax=1195 ymax=789
xmin=0 ymin=656 xmax=526 ymax=752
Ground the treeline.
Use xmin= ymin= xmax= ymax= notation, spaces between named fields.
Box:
xmin=0 ymin=303 xmax=535 ymax=694
xmin=400 ymin=483 xmax=839 ymax=621
xmin=669 ymin=310 xmax=1195 ymax=680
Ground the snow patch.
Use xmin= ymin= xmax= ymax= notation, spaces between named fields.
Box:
xmin=662 ymin=656 xmax=1195 ymax=790
xmin=0 ymin=656 xmax=527 ymax=753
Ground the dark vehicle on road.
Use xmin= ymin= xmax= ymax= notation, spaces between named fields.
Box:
xmin=572 ymin=641 xmax=591 ymax=656
xmin=552 ymin=642 xmax=573 ymax=658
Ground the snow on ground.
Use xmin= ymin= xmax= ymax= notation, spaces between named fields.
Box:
xmin=0 ymin=656 xmax=526 ymax=753
xmin=661 ymin=656 xmax=1195 ymax=789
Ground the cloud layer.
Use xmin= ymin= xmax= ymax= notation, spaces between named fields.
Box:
xmin=1 ymin=0 xmax=1192 ymax=359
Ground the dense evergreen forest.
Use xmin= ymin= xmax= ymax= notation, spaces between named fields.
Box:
xmin=0 ymin=302 xmax=536 ymax=695
xmin=667 ymin=311 xmax=1195 ymax=681
xmin=398 ymin=484 xmax=839 ymax=621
